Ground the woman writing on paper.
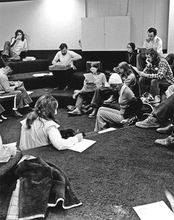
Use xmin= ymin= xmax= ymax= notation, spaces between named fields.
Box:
xmin=68 ymin=62 xmax=107 ymax=115
xmin=19 ymin=94 xmax=83 ymax=151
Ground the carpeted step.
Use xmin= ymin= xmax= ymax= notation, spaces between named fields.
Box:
xmin=9 ymin=59 xmax=49 ymax=74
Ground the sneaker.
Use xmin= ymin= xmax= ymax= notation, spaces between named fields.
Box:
xmin=68 ymin=108 xmax=82 ymax=116
xmin=11 ymin=110 xmax=23 ymax=117
xmin=135 ymin=115 xmax=160 ymax=128
xmin=156 ymin=124 xmax=174 ymax=134
xmin=67 ymin=105 xmax=75 ymax=111
xmin=89 ymin=109 xmax=97 ymax=118
xmin=154 ymin=135 xmax=174 ymax=147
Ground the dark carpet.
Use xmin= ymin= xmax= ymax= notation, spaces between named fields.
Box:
xmin=1 ymin=109 xmax=174 ymax=220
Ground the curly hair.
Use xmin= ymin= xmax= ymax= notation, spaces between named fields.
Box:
xmin=26 ymin=94 xmax=58 ymax=129
xmin=146 ymin=48 xmax=161 ymax=66
xmin=15 ymin=29 xmax=25 ymax=41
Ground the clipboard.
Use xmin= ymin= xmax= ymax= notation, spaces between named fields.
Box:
xmin=83 ymin=73 xmax=95 ymax=82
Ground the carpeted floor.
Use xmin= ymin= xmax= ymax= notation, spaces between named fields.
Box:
xmin=1 ymin=109 xmax=174 ymax=220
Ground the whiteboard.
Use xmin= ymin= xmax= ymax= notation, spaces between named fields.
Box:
xmin=81 ymin=16 xmax=130 ymax=51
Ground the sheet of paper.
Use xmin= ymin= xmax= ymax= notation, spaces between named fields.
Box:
xmin=98 ymin=127 xmax=116 ymax=134
xmin=133 ymin=201 xmax=174 ymax=220
xmin=33 ymin=72 xmax=53 ymax=77
xmin=27 ymin=91 xmax=33 ymax=95
xmin=69 ymin=139 xmax=96 ymax=153
xmin=84 ymin=73 xmax=95 ymax=82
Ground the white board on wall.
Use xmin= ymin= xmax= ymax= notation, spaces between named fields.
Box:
xmin=81 ymin=16 xmax=130 ymax=51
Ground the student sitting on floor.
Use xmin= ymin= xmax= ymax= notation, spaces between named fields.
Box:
xmin=19 ymin=94 xmax=83 ymax=151
xmin=88 ymin=61 xmax=136 ymax=118
xmin=94 ymin=73 xmax=135 ymax=131
xmin=68 ymin=62 xmax=107 ymax=116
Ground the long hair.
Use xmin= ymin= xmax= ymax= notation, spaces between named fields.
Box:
xmin=146 ymin=48 xmax=161 ymax=66
xmin=15 ymin=29 xmax=25 ymax=41
xmin=118 ymin=61 xmax=132 ymax=78
xmin=127 ymin=42 xmax=136 ymax=52
xmin=26 ymin=94 xmax=58 ymax=129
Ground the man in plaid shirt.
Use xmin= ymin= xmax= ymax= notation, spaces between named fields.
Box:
xmin=138 ymin=48 xmax=174 ymax=102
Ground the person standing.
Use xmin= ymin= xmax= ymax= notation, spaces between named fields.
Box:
xmin=1 ymin=29 xmax=28 ymax=63
xmin=51 ymin=43 xmax=82 ymax=91
xmin=137 ymin=27 xmax=163 ymax=71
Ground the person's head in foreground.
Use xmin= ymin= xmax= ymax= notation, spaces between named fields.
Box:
xmin=109 ymin=73 xmax=123 ymax=91
xmin=26 ymin=94 xmax=58 ymax=129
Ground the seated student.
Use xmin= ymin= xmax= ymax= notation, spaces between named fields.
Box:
xmin=92 ymin=61 xmax=136 ymax=117
xmin=51 ymin=43 xmax=82 ymax=91
xmin=19 ymin=94 xmax=83 ymax=151
xmin=125 ymin=42 xmax=137 ymax=67
xmin=1 ymin=29 xmax=28 ymax=63
xmin=136 ymin=27 xmax=163 ymax=71
xmin=94 ymin=73 xmax=135 ymax=131
xmin=0 ymin=63 xmax=33 ymax=117
xmin=137 ymin=48 xmax=174 ymax=102
xmin=68 ymin=62 xmax=106 ymax=116
xmin=0 ymin=104 xmax=7 ymax=122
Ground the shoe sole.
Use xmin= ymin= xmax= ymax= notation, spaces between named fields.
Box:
xmin=135 ymin=123 xmax=160 ymax=128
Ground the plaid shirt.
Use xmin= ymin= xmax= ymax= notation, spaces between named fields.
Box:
xmin=144 ymin=58 xmax=174 ymax=85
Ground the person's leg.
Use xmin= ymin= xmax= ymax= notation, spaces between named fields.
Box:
xmin=154 ymin=93 xmax=174 ymax=124
xmin=1 ymin=41 xmax=11 ymax=57
xmin=135 ymin=93 xmax=174 ymax=128
xmin=68 ymin=94 xmax=83 ymax=115
xmin=94 ymin=107 xmax=123 ymax=131
xmin=139 ymin=76 xmax=151 ymax=97
xmin=63 ymin=68 xmax=74 ymax=90
xmin=52 ymin=70 xmax=63 ymax=89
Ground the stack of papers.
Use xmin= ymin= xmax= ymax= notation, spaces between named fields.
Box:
xmin=133 ymin=201 xmax=174 ymax=220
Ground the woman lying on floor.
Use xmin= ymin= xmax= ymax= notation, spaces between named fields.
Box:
xmin=19 ymin=94 xmax=83 ymax=151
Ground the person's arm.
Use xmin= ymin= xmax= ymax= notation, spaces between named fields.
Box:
xmin=155 ymin=37 xmax=163 ymax=55
xmin=70 ymin=51 xmax=82 ymax=62
xmin=52 ymin=52 xmax=60 ymax=65
xmin=47 ymin=126 xmax=83 ymax=150
xmin=21 ymin=38 xmax=28 ymax=52
xmin=10 ymin=37 xmax=16 ymax=47
xmin=0 ymin=77 xmax=15 ymax=93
